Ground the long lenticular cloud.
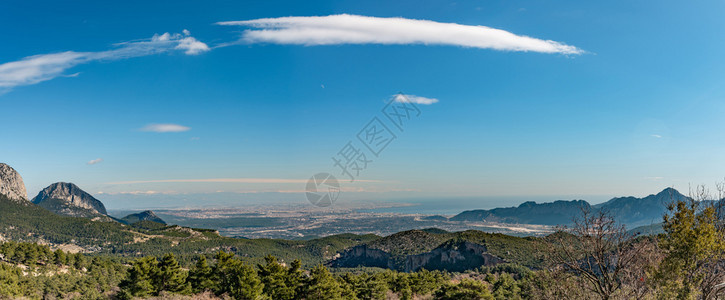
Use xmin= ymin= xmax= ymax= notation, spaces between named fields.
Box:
xmin=217 ymin=14 xmax=582 ymax=54
xmin=0 ymin=31 xmax=209 ymax=93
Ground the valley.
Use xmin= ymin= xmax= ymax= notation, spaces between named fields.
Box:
xmin=139 ymin=206 xmax=555 ymax=239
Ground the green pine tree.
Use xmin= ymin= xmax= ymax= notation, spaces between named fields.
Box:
xmin=435 ymin=279 xmax=493 ymax=300
xmin=305 ymin=265 xmax=343 ymax=300
xmin=119 ymin=256 xmax=159 ymax=299
xmin=155 ymin=253 xmax=190 ymax=295
xmin=189 ymin=255 xmax=216 ymax=293
xmin=258 ymin=254 xmax=296 ymax=300
xmin=53 ymin=249 xmax=66 ymax=265
xmin=213 ymin=251 xmax=263 ymax=300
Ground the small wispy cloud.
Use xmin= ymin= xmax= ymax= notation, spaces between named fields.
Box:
xmin=140 ymin=123 xmax=191 ymax=133
xmin=0 ymin=30 xmax=209 ymax=94
xmin=217 ymin=14 xmax=582 ymax=54
xmin=651 ymin=134 xmax=662 ymax=138
xmin=394 ymin=94 xmax=439 ymax=105
xmin=87 ymin=158 xmax=104 ymax=165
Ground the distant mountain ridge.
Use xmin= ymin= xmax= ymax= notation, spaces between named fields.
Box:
xmin=451 ymin=199 xmax=590 ymax=225
xmin=120 ymin=210 xmax=166 ymax=225
xmin=593 ymin=187 xmax=687 ymax=227
xmin=452 ymin=188 xmax=688 ymax=228
xmin=32 ymin=182 xmax=108 ymax=218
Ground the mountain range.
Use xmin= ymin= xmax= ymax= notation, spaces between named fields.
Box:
xmin=0 ymin=162 xmax=690 ymax=231
xmin=451 ymin=187 xmax=687 ymax=228
xmin=0 ymin=161 xmax=704 ymax=273
xmin=0 ymin=162 xmax=163 ymax=225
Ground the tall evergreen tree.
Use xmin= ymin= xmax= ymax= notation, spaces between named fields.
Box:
xmin=656 ymin=196 xmax=725 ymax=299
xmin=53 ymin=249 xmax=66 ymax=265
xmin=287 ymin=259 xmax=305 ymax=297
xmin=213 ymin=251 xmax=263 ymax=300
xmin=155 ymin=253 xmax=190 ymax=295
xmin=258 ymin=254 xmax=295 ymax=300
xmin=189 ymin=255 xmax=216 ymax=293
xmin=305 ymin=265 xmax=343 ymax=300
xmin=72 ymin=253 xmax=86 ymax=270
xmin=119 ymin=256 xmax=159 ymax=299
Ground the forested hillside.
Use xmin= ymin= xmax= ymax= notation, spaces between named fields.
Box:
xmin=2 ymin=191 xmax=725 ymax=299
xmin=0 ymin=193 xmax=380 ymax=267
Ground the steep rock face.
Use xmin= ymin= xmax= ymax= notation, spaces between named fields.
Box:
xmin=0 ymin=163 xmax=27 ymax=201
xmin=327 ymin=244 xmax=394 ymax=269
xmin=328 ymin=240 xmax=505 ymax=272
xmin=32 ymin=182 xmax=107 ymax=217
xmin=121 ymin=210 xmax=166 ymax=224
xmin=404 ymin=240 xmax=504 ymax=272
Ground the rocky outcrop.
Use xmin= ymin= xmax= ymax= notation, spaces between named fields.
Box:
xmin=404 ymin=240 xmax=504 ymax=272
xmin=121 ymin=210 xmax=165 ymax=225
xmin=327 ymin=244 xmax=394 ymax=269
xmin=0 ymin=163 xmax=27 ymax=201
xmin=32 ymin=182 xmax=107 ymax=217
xmin=328 ymin=240 xmax=504 ymax=272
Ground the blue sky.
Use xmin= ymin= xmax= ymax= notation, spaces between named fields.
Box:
xmin=2 ymin=0 xmax=725 ymax=208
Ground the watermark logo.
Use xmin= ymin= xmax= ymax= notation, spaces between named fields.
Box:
xmin=305 ymin=172 xmax=340 ymax=207
xmin=306 ymin=93 xmax=423 ymax=206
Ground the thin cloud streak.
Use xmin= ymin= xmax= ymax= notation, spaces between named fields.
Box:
xmin=218 ymin=14 xmax=582 ymax=54
xmin=87 ymin=158 xmax=104 ymax=165
xmin=394 ymin=94 xmax=439 ymax=105
xmin=0 ymin=31 xmax=208 ymax=93
xmin=106 ymin=178 xmax=382 ymax=185
xmin=140 ymin=123 xmax=191 ymax=133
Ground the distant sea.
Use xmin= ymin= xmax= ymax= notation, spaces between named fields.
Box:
xmin=359 ymin=195 xmax=613 ymax=216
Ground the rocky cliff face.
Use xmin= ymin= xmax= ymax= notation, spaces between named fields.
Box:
xmin=327 ymin=244 xmax=394 ymax=269
xmin=328 ymin=240 xmax=504 ymax=272
xmin=0 ymin=163 xmax=27 ymax=201
xmin=404 ymin=240 xmax=504 ymax=272
xmin=32 ymin=182 xmax=107 ymax=217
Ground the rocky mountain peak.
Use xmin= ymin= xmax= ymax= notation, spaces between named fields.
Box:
xmin=656 ymin=187 xmax=684 ymax=199
xmin=0 ymin=163 xmax=28 ymax=201
xmin=32 ymin=182 xmax=107 ymax=216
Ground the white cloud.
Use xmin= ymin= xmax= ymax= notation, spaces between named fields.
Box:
xmin=217 ymin=14 xmax=582 ymax=54
xmin=651 ymin=134 xmax=662 ymax=138
xmin=87 ymin=158 xmax=104 ymax=165
xmin=394 ymin=94 xmax=439 ymax=105
xmin=141 ymin=123 xmax=191 ymax=133
xmin=175 ymin=36 xmax=210 ymax=55
xmin=0 ymin=31 xmax=209 ymax=93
